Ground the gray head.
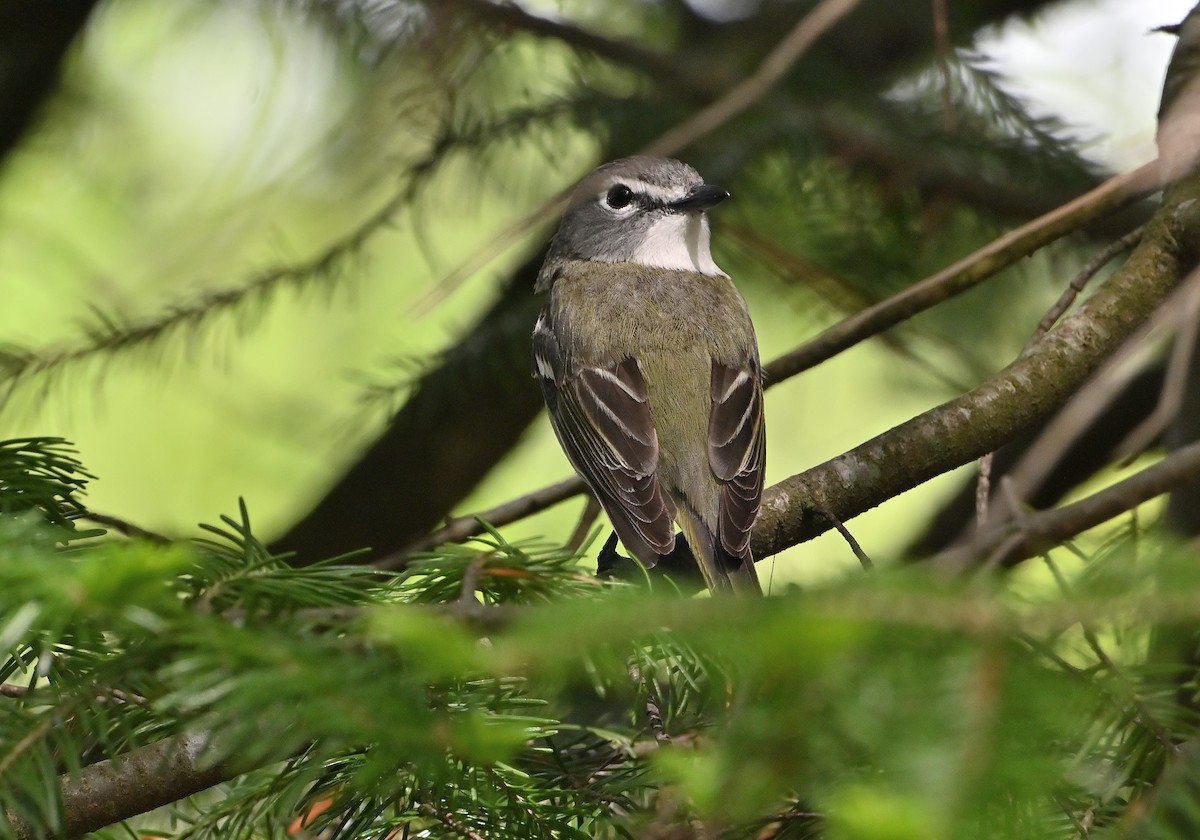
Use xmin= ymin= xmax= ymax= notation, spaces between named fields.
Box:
xmin=536 ymin=156 xmax=729 ymax=291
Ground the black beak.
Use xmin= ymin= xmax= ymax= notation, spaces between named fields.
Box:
xmin=1155 ymin=22 xmax=1182 ymax=35
xmin=668 ymin=184 xmax=730 ymax=213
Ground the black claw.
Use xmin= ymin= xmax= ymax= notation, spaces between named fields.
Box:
xmin=595 ymin=531 xmax=627 ymax=580
xmin=594 ymin=530 xmax=705 ymax=594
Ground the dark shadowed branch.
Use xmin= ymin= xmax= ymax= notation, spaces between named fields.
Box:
xmin=931 ymin=438 xmax=1200 ymax=571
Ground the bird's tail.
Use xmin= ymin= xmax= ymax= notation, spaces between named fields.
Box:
xmin=679 ymin=513 xmax=762 ymax=596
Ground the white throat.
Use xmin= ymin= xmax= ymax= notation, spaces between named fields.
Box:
xmin=628 ymin=214 xmax=726 ymax=276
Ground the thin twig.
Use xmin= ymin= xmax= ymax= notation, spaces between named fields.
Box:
xmin=968 ymin=227 xmax=1147 ymax=521
xmin=385 ymin=476 xmax=589 ymax=563
xmin=458 ymin=556 xmax=486 ymax=605
xmin=416 ymin=804 xmax=487 ymax=840
xmin=0 ymin=682 xmax=145 ymax=705
xmin=629 ymin=661 xmax=671 ymax=747
xmin=932 ymin=0 xmax=957 ymax=132
xmin=80 ymin=511 xmax=171 ymax=544
xmin=813 ymin=504 xmax=873 ymax=570
xmin=1030 ymin=225 xmax=1146 ymax=345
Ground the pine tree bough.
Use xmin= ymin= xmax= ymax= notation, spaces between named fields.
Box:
xmin=752 ymin=170 xmax=1200 ymax=560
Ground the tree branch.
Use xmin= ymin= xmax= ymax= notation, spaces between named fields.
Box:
xmin=7 ymin=733 xmax=233 ymax=840
xmin=752 ymin=171 xmax=1200 ymax=559
xmin=763 ymin=162 xmax=1159 ymax=384
xmin=932 ymin=438 xmax=1200 ymax=571
xmin=0 ymin=190 xmax=408 ymax=406
xmin=641 ymin=0 xmax=863 ymax=158
xmin=384 ymin=475 xmax=588 ymax=564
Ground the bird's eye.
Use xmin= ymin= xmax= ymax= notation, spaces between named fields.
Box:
xmin=605 ymin=184 xmax=634 ymax=210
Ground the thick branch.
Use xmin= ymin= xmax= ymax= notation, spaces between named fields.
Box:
xmin=0 ymin=0 xmax=100 ymax=166
xmin=752 ymin=172 xmax=1200 ymax=558
xmin=7 ymin=733 xmax=233 ymax=840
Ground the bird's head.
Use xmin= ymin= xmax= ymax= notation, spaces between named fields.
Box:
xmin=537 ymin=156 xmax=729 ymax=291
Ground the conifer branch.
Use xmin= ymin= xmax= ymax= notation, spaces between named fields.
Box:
xmin=0 ymin=191 xmax=408 ymax=405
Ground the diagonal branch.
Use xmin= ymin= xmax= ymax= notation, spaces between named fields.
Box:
xmin=751 ymin=170 xmax=1200 ymax=559
xmin=0 ymin=190 xmax=408 ymax=407
xmin=931 ymin=438 xmax=1200 ymax=571
xmin=640 ymin=0 xmax=863 ymax=157
xmin=6 ymin=733 xmax=233 ymax=840
xmin=763 ymin=161 xmax=1159 ymax=383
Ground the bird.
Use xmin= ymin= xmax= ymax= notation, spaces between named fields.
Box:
xmin=532 ymin=156 xmax=765 ymax=595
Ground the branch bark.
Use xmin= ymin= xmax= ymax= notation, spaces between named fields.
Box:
xmin=6 ymin=733 xmax=233 ymax=840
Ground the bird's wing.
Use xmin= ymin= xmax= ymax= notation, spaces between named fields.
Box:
xmin=534 ymin=315 xmax=676 ymax=557
xmin=708 ymin=360 xmax=765 ymax=560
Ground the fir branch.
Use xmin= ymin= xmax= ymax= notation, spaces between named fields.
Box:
xmin=0 ymin=437 xmax=93 ymax=529
xmin=0 ymin=189 xmax=408 ymax=406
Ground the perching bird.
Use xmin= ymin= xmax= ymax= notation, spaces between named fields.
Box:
xmin=532 ymin=156 xmax=764 ymax=595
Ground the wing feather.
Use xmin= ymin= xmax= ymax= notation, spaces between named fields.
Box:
xmin=534 ymin=313 xmax=676 ymax=557
xmin=709 ymin=361 xmax=765 ymax=559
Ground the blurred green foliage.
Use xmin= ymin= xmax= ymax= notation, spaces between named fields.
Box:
xmin=1 ymin=440 xmax=1198 ymax=838
xmin=0 ymin=0 xmax=1190 ymax=837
